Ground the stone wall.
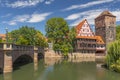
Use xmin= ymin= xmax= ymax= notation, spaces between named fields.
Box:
xmin=0 ymin=51 xmax=4 ymax=72
xmin=12 ymin=50 xmax=34 ymax=63
xmin=95 ymin=12 xmax=116 ymax=48
xmin=68 ymin=53 xmax=95 ymax=59
xmin=44 ymin=50 xmax=63 ymax=58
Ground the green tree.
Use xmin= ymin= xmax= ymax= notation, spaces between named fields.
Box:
xmin=68 ymin=27 xmax=76 ymax=51
xmin=45 ymin=17 xmax=69 ymax=43
xmin=35 ymin=31 xmax=48 ymax=47
xmin=45 ymin=17 xmax=76 ymax=56
xmin=9 ymin=26 xmax=47 ymax=47
xmin=106 ymin=40 xmax=120 ymax=72
xmin=16 ymin=36 xmax=29 ymax=45
xmin=8 ymin=30 xmax=20 ymax=43
xmin=116 ymin=25 xmax=120 ymax=40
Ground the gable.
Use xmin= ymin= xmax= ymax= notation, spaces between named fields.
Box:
xmin=76 ymin=19 xmax=94 ymax=37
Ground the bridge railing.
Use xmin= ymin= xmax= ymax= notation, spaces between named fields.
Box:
xmin=0 ymin=43 xmax=44 ymax=52
xmin=38 ymin=46 xmax=44 ymax=53
xmin=12 ymin=44 xmax=34 ymax=51
xmin=0 ymin=43 xmax=4 ymax=50
xmin=0 ymin=43 xmax=13 ymax=50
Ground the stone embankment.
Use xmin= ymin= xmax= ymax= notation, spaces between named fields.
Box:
xmin=45 ymin=50 xmax=63 ymax=58
xmin=68 ymin=53 xmax=95 ymax=58
xmin=45 ymin=50 xmax=105 ymax=60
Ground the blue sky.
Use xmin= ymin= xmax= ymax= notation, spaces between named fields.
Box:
xmin=0 ymin=0 xmax=120 ymax=35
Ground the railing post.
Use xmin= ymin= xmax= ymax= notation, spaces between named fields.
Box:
xmin=3 ymin=43 xmax=13 ymax=73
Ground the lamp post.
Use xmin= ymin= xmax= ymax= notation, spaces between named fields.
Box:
xmin=5 ymin=27 xmax=8 ymax=43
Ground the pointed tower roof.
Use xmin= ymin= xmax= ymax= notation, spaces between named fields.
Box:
xmin=95 ymin=10 xmax=116 ymax=19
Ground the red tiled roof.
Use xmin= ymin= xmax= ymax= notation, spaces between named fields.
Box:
xmin=0 ymin=34 xmax=6 ymax=38
xmin=76 ymin=36 xmax=104 ymax=44
xmin=95 ymin=36 xmax=104 ymax=44
xmin=0 ymin=34 xmax=6 ymax=40
xmin=75 ymin=19 xmax=94 ymax=35
xmin=76 ymin=19 xmax=86 ymax=34
xmin=75 ymin=19 xmax=104 ymax=44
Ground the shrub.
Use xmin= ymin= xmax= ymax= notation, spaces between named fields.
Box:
xmin=106 ymin=40 xmax=120 ymax=72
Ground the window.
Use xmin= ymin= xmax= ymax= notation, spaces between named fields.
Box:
xmin=97 ymin=45 xmax=99 ymax=47
xmin=83 ymin=25 xmax=85 ymax=27
xmin=83 ymin=29 xmax=84 ymax=31
xmin=101 ymin=45 xmax=103 ymax=48
xmin=87 ymin=29 xmax=89 ymax=32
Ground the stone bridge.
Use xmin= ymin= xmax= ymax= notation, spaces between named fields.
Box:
xmin=0 ymin=43 xmax=44 ymax=73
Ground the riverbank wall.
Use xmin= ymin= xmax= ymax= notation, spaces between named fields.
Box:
xmin=44 ymin=50 xmax=105 ymax=60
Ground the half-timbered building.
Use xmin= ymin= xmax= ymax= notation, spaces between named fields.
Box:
xmin=74 ymin=19 xmax=105 ymax=55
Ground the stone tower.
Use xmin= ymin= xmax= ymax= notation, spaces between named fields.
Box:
xmin=95 ymin=11 xmax=116 ymax=47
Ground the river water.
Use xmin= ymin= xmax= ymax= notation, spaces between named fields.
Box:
xmin=0 ymin=58 xmax=120 ymax=80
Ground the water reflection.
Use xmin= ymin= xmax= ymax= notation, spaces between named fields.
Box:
xmin=4 ymin=73 xmax=12 ymax=80
xmin=68 ymin=57 xmax=95 ymax=62
xmin=0 ymin=58 xmax=120 ymax=80
xmin=44 ymin=57 xmax=62 ymax=67
xmin=34 ymin=62 xmax=38 ymax=71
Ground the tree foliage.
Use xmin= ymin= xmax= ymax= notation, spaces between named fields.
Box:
xmin=8 ymin=26 xmax=48 ymax=47
xmin=45 ymin=17 xmax=69 ymax=42
xmin=68 ymin=27 xmax=76 ymax=50
xmin=103 ymin=25 xmax=120 ymax=72
xmin=45 ymin=17 xmax=76 ymax=56
xmin=106 ymin=40 xmax=120 ymax=72
xmin=116 ymin=25 xmax=120 ymax=40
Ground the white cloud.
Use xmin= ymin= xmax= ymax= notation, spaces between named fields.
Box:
xmin=5 ymin=0 xmax=54 ymax=8
xmin=28 ymin=13 xmax=52 ymax=23
xmin=5 ymin=12 xmax=52 ymax=25
xmin=14 ymin=15 xmax=30 ymax=22
xmin=1 ymin=13 xmax=12 ymax=18
xmin=112 ymin=10 xmax=120 ymax=22
xmin=62 ymin=0 xmax=113 ymax=11
xmin=65 ymin=13 xmax=80 ymax=20
xmin=68 ymin=9 xmax=120 ymax=26
xmin=6 ymin=15 xmax=30 ymax=25
xmin=9 ymin=21 xmax=17 ymax=25
xmin=6 ymin=0 xmax=44 ymax=8
xmin=68 ymin=9 xmax=104 ymax=26
xmin=45 ymin=0 xmax=54 ymax=5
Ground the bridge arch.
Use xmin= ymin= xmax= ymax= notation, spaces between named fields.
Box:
xmin=13 ymin=54 xmax=33 ymax=68
xmin=38 ymin=52 xmax=44 ymax=59
xmin=0 ymin=68 xmax=2 ymax=74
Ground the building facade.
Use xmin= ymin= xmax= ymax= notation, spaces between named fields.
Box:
xmin=74 ymin=11 xmax=116 ymax=55
xmin=95 ymin=11 xmax=116 ymax=47
xmin=75 ymin=19 xmax=105 ymax=55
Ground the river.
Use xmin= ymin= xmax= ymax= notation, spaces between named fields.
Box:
xmin=0 ymin=58 xmax=120 ymax=80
